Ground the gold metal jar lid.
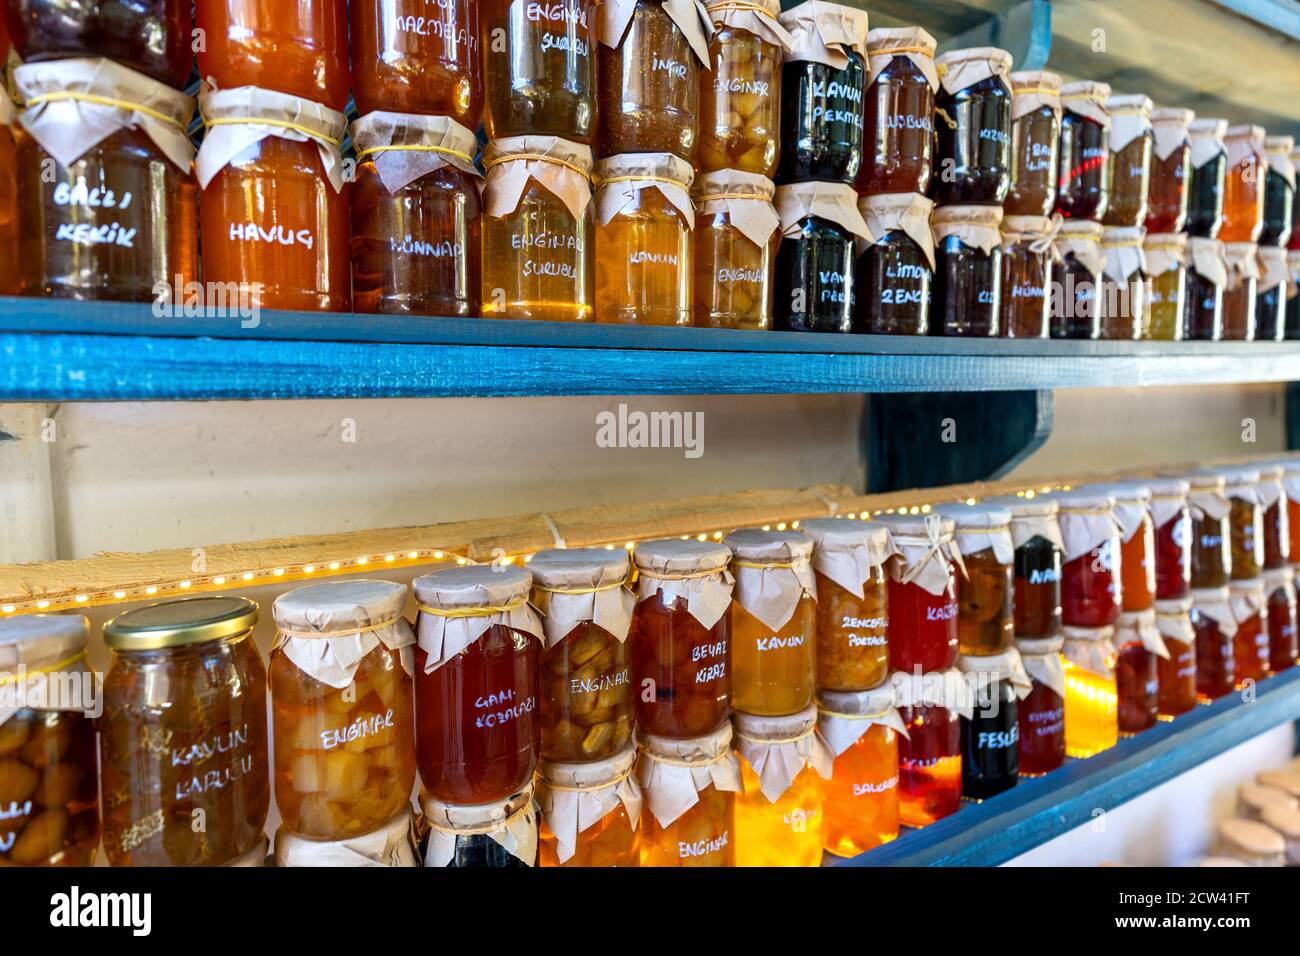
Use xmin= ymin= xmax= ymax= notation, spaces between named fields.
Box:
xmin=104 ymin=595 xmax=259 ymax=651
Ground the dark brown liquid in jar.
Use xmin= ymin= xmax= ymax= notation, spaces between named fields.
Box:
xmin=1006 ymin=106 xmax=1059 ymax=217
xmin=859 ymin=54 xmax=934 ymax=196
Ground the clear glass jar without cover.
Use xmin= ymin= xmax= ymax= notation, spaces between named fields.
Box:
xmin=1187 ymin=118 xmax=1228 ymax=239
xmin=1221 ymin=242 xmax=1260 ymax=341
xmin=932 ymin=46 xmax=1015 ymax=206
xmin=859 ymin=27 xmax=938 ymax=197
xmin=854 ymin=192 xmax=935 ymax=335
xmin=1052 ymin=489 xmax=1124 ymax=628
xmin=1014 ymin=634 xmax=1066 ymax=775
xmin=636 ymin=724 xmax=741 ymax=867
xmin=1056 ymin=81 xmax=1112 ymax=222
xmin=1256 ymin=246 xmax=1289 ymax=341
xmin=1114 ymin=609 xmax=1163 ymax=734
xmin=981 ymin=494 xmax=1065 ymax=638
xmin=1261 ymin=136 xmax=1295 ymax=247
xmin=774 ymin=181 xmax=872 ymax=333
xmin=1155 ymin=596 xmax=1198 ymax=718
xmin=1100 ymin=225 xmax=1148 ymax=339
xmin=422 ymin=786 xmax=539 ymax=868
xmin=1103 ymin=94 xmax=1153 ymax=228
xmin=816 ymin=685 xmax=903 ymax=857
xmin=878 ymin=513 xmax=962 ymax=673
xmin=1146 ymin=108 xmax=1194 ymax=234
xmin=1143 ymin=232 xmax=1189 ymax=340
xmin=692 ymin=171 xmax=781 ymax=330
xmin=1061 ymin=625 xmax=1119 ymax=758
xmin=1183 ymin=237 xmax=1228 ymax=340
xmin=999 ymin=215 xmax=1055 ymax=338
xmin=1191 ymin=586 xmax=1236 ymax=701
xmin=1221 ymin=125 xmax=1267 ymax=244
xmin=1051 ymin=218 xmax=1105 ymax=339
xmin=932 ymin=204 xmax=1005 ymax=336
xmin=958 ymin=649 xmax=1032 ymax=798
xmin=1005 ymin=70 xmax=1061 ymax=217
xmin=537 ymin=743 xmax=641 ymax=867
xmin=1147 ymin=476 xmax=1192 ymax=600
xmin=935 ymin=503 xmax=1016 ymax=657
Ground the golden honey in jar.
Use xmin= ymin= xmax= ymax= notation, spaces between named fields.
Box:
xmin=817 ymin=685 xmax=902 ymax=857
xmin=699 ymin=0 xmax=792 ymax=176
xmin=855 ymin=192 xmax=936 ymax=336
xmin=537 ymin=743 xmax=641 ymax=867
xmin=1103 ymin=94 xmax=1153 ymax=228
xmin=1006 ymin=71 xmax=1061 ymax=217
xmin=1099 ymin=225 xmax=1148 ymax=339
xmin=0 ymin=90 xmax=16 ymax=295
xmin=935 ymin=503 xmax=1015 ymax=657
xmin=1146 ymin=108 xmax=1194 ymax=234
xmin=1221 ymin=125 xmax=1267 ymax=244
xmin=1222 ymin=241 xmax=1260 ymax=340
xmin=269 ymin=581 xmax=417 ymax=841
xmin=1143 ymin=232 xmax=1188 ymax=340
xmin=999 ymin=215 xmax=1055 ymax=338
xmin=692 ymin=170 xmax=781 ymax=330
xmin=422 ymin=786 xmax=539 ymax=867
xmin=101 ymin=597 xmax=270 ymax=866
xmin=275 ymin=810 xmax=419 ymax=867
xmin=732 ymin=706 xmax=831 ymax=867
xmin=1061 ymin=625 xmax=1119 ymax=759
xmin=594 ymin=153 xmax=694 ymax=326
xmin=0 ymin=615 xmax=99 ymax=867
xmin=802 ymin=518 xmax=894 ymax=692
xmin=724 ymin=529 xmax=817 ymax=716
xmin=529 ymin=548 xmax=635 ymax=764
xmin=637 ymin=725 xmax=741 ymax=867
xmin=481 ymin=136 xmax=595 ymax=322
xmin=14 ymin=59 xmax=198 ymax=303
xmin=859 ymin=27 xmax=938 ymax=197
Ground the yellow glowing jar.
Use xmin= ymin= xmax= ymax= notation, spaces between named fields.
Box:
xmin=1063 ymin=626 xmax=1119 ymax=758
xmin=816 ymin=685 xmax=901 ymax=858
xmin=637 ymin=725 xmax=741 ymax=867
xmin=537 ymin=743 xmax=641 ymax=867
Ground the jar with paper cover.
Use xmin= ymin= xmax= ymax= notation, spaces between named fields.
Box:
xmin=1113 ymin=609 xmax=1163 ymax=734
xmin=1261 ymin=804 xmax=1300 ymax=866
xmin=1221 ymin=242 xmax=1260 ymax=340
xmin=958 ymin=649 xmax=1031 ymax=797
xmin=802 ymin=518 xmax=894 ymax=691
xmin=877 ymin=513 xmax=961 ymax=673
xmin=693 ymin=171 xmax=781 ymax=330
xmin=1056 ymin=82 xmax=1111 ymax=221
xmin=998 ymin=215 xmax=1055 ymax=337
xmin=1261 ymin=136 xmax=1294 ymax=247
xmin=412 ymin=565 xmax=544 ymax=805
xmin=817 ymin=685 xmax=902 ymax=855
xmin=1205 ymin=466 xmax=1265 ymax=580
xmin=1282 ymin=459 xmax=1300 ymax=563
xmin=932 ymin=204 xmax=1005 ymax=336
xmin=1052 ymin=489 xmax=1123 ymax=627
xmin=1183 ymin=237 xmax=1227 ymax=339
xmin=480 ymin=136 xmax=595 ymax=322
xmin=1103 ymin=95 xmax=1153 ymax=228
xmin=101 ymin=597 xmax=270 ymax=866
xmin=935 ymin=503 xmax=1015 ymax=657
xmin=1146 ymin=109 xmax=1194 ymax=234
xmin=350 ymin=112 xmax=482 ymax=317
xmin=1290 ymin=252 xmax=1300 ymax=338
xmin=1191 ymin=585 xmax=1236 ymax=701
xmin=0 ymin=615 xmax=98 ymax=867
xmin=274 ymin=809 xmax=419 ymax=867
xmin=197 ymin=87 xmax=350 ymax=313
xmin=1185 ymin=471 xmax=1232 ymax=588
xmin=1145 ymin=477 xmax=1192 ymax=600
xmin=732 ymin=706 xmax=832 ymax=867
xmin=774 ymin=181 xmax=871 ymax=333
xmin=1154 ymin=596 xmax=1197 ymax=718
xmin=529 ymin=548 xmax=635 ymax=763
xmin=854 ymin=192 xmax=935 ymax=335
xmin=630 ymin=539 xmax=734 ymax=739
xmin=895 ymin=670 xmax=968 ymax=827
xmin=422 ymin=787 xmax=538 ymax=867
xmin=0 ymin=90 xmax=13 ymax=296
xmin=636 ymin=724 xmax=741 ymax=867
xmin=1051 ymin=219 xmax=1104 ymax=339
xmin=1014 ymin=635 xmax=1066 ymax=775
xmin=1187 ymin=119 xmax=1228 ymax=238
xmin=269 ymin=581 xmax=416 ymax=841
xmin=537 ymin=743 xmax=641 ymax=867
xmin=1061 ymin=625 xmax=1118 ymax=758
xmin=981 ymin=494 xmax=1064 ymax=638
xmin=1221 ymin=125 xmax=1267 ymax=243
xmin=859 ymin=27 xmax=938 ymax=196
xmin=594 ymin=153 xmax=695 ymax=326
xmin=1256 ymin=463 xmax=1290 ymax=571
xmin=1263 ymin=566 xmax=1297 ymax=673
xmin=931 ymin=46 xmax=1014 ymax=206
xmin=1078 ymin=482 xmax=1155 ymax=611
xmin=1255 ymin=246 xmax=1289 ymax=341
xmin=1099 ymin=226 xmax=1147 ymax=339
xmin=1005 ymin=71 xmax=1061 ymax=217
xmin=1143 ymin=233 xmax=1188 ymax=340
xmin=1230 ymin=577 xmax=1270 ymax=686
xmin=14 ymin=59 xmax=198 ymax=303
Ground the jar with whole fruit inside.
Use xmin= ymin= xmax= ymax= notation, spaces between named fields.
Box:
xmin=1051 ymin=489 xmax=1124 ymax=627
xmin=537 ymin=742 xmax=641 ymax=867
xmin=636 ymin=723 xmax=742 ymax=866
xmin=980 ymin=494 xmax=1065 ymax=638
xmin=934 ymin=503 xmax=1015 ymax=657
xmin=1113 ymin=608 xmax=1165 ymax=734
xmin=817 ymin=684 xmax=904 ymax=857
xmin=693 ymin=170 xmax=781 ymax=330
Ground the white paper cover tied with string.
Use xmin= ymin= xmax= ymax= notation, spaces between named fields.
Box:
xmin=1054 ymin=219 xmax=1106 ymax=277
xmin=933 ymin=204 xmax=1005 ymax=257
xmin=529 ymin=547 xmax=636 ymax=649
xmin=536 ymin=742 xmax=642 ymax=864
xmin=636 ymin=723 xmax=742 ymax=828
xmin=957 ymin=647 xmax=1034 ymax=701
xmin=817 ymin=683 xmax=909 ymax=758
xmin=779 ymin=0 xmax=869 ymax=70
xmin=1115 ymin=608 xmax=1168 ymax=660
xmin=1060 ymin=80 xmax=1112 ymax=130
xmin=1258 ymin=246 xmax=1290 ymax=295
xmin=776 ymin=181 xmax=872 ymax=242
xmin=1150 ymin=108 xmax=1195 ymax=163
xmin=1224 ymin=242 xmax=1262 ymax=292
xmin=1061 ymin=625 xmax=1118 ymax=680
xmin=1145 ymin=477 xmax=1191 ymax=535
xmin=1198 ymin=465 xmax=1263 ymax=507
xmin=694 ymin=170 xmax=781 ymax=249
xmin=1265 ymin=135 xmax=1296 ymax=192
xmin=891 ymin=667 xmax=976 ymax=718
xmin=1192 ymin=586 xmax=1237 ymax=638
xmin=934 ymin=502 xmax=1015 ymax=566
xmin=599 ymin=0 xmax=713 ymax=64
xmin=934 ymin=46 xmax=1013 ymax=98
xmin=1145 ymin=233 xmax=1188 ymax=278
xmin=1102 ymin=227 xmax=1148 ymax=285
xmin=1076 ymin=482 xmax=1152 ymax=546
xmin=1189 ymin=118 xmax=1228 ymax=172
xmin=1229 ymin=578 xmax=1268 ymax=631
xmin=0 ymin=615 xmax=92 ymax=728
xmin=594 ymin=152 xmax=696 ymax=230
xmin=981 ymin=494 xmax=1065 ymax=553
xmin=1268 ymin=457 xmax=1300 ymax=507
xmin=275 ymin=808 xmax=419 ymax=867
xmin=633 ymin=538 xmax=735 ymax=631
xmin=1106 ymin=94 xmax=1153 ymax=154
xmin=1264 ymin=567 xmax=1295 ymax=610
xmin=1184 ymin=471 xmax=1231 ymax=522
xmin=801 ymin=517 xmax=897 ymax=599
xmin=1010 ymin=69 xmax=1061 ymax=122
xmin=413 ymin=565 xmax=545 ymax=673
xmin=1254 ymin=463 xmax=1286 ymax=514
xmin=1154 ymin=596 xmax=1195 ymax=649
xmin=1225 ymin=124 xmax=1266 ymax=177
xmin=866 ymin=26 xmax=938 ymax=92
xmin=706 ymin=0 xmax=794 ymax=51
xmin=482 ymin=135 xmax=594 ymax=221
xmin=877 ymin=513 xmax=964 ymax=597
xmin=733 ymin=704 xmax=833 ymax=803
xmin=1047 ymin=489 xmax=1122 ymax=564
xmin=1187 ymin=237 xmax=1229 ymax=289
xmin=858 ymin=192 xmax=936 ymax=268
xmin=350 ymin=111 xmax=481 ymax=195
xmin=1014 ymin=634 xmax=1067 ymax=698
xmin=724 ymin=528 xmax=817 ymax=633
xmin=422 ymin=786 xmax=539 ymax=867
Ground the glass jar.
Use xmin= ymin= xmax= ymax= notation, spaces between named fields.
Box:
xmin=8 ymin=0 xmax=192 ymax=88
xmin=1146 ymin=108 xmax=1193 ymax=234
xmin=692 ymin=170 xmax=780 ymax=330
xmin=1148 ymin=477 xmax=1192 ymax=600
xmin=1062 ymin=625 xmax=1119 ymax=759
xmin=802 ymin=518 xmax=893 ymax=692
xmin=196 ymin=0 xmax=350 ymax=110
xmin=1231 ymin=578 xmax=1271 ymax=687
xmin=197 ymin=88 xmax=350 ymax=313
xmin=101 ymin=597 xmax=270 ymax=866
xmin=1290 ymin=251 xmax=1300 ymax=338
xmin=932 ymin=46 xmax=1014 ymax=206
xmin=1191 ymin=586 xmax=1236 ymax=701
xmin=879 ymin=514 xmax=960 ymax=674
xmin=1056 ymin=81 xmax=1111 ymax=221
xmin=932 ymin=204 xmax=1005 ymax=336
xmin=1188 ymin=118 xmax=1229 ymax=239
xmin=269 ymin=581 xmax=417 ymax=841
xmin=537 ymin=744 xmax=641 ymax=867
xmin=1099 ymin=225 xmax=1147 ymax=339
xmin=859 ymin=26 xmax=937 ymax=197
xmin=1257 ymin=464 xmax=1290 ymax=571
xmin=14 ymin=60 xmax=198 ymax=303
xmin=274 ymin=809 xmax=417 ymax=867
xmin=0 ymin=94 xmax=14 ymax=296
xmin=1264 ymin=566 xmax=1297 ymax=673
xmin=598 ymin=0 xmax=708 ymax=161
xmin=957 ymin=651 xmax=1029 ymax=798
xmin=1255 ymin=246 xmax=1288 ymax=341
xmin=774 ymin=181 xmax=869 ymax=333
xmin=0 ymin=615 xmax=98 ymax=867
xmin=937 ymin=503 xmax=1015 ymax=657
xmin=637 ymin=725 xmax=740 ymax=867
xmin=982 ymin=495 xmax=1063 ymax=638
xmin=352 ymin=0 xmax=482 ymax=124
xmin=816 ymin=686 xmax=901 ymax=857
xmin=1222 ymin=242 xmax=1260 ymax=340
xmin=998 ymin=216 xmax=1055 ymax=338
xmin=896 ymin=673 xmax=964 ymax=827
xmin=412 ymin=565 xmax=544 ymax=805
xmin=1187 ymin=472 xmax=1232 ymax=589
xmin=530 ymin=548 xmax=635 ymax=764
xmin=699 ymin=0 xmax=790 ymax=176
xmin=631 ymin=539 xmax=734 ymax=739
xmin=733 ymin=706 xmax=829 ymax=867
xmin=725 ymin=529 xmax=817 ymax=716
xmin=1183 ymin=237 xmax=1228 ymax=340
xmin=1081 ymin=482 xmax=1156 ymax=612
xmin=1103 ymin=94 xmax=1153 ymax=228
xmin=1005 ymin=70 xmax=1061 ymax=217
xmin=1155 ymin=597 xmax=1197 ymax=718
xmin=350 ymin=112 xmax=482 ymax=318
xmin=775 ymin=1 xmax=869 ymax=185
xmin=1051 ymin=219 xmax=1104 ymax=339
xmin=481 ymin=136 xmax=595 ymax=322
xmin=1143 ymin=232 xmax=1188 ymax=340
xmin=1221 ymin=125 xmax=1267 ymax=243
xmin=1014 ymin=635 xmax=1066 ymax=775
xmin=854 ymin=192 xmax=935 ymax=335
xmin=594 ymin=153 xmax=694 ymax=326
xmin=1054 ymin=489 xmax=1123 ymax=627
xmin=1261 ymin=137 xmax=1295 ymax=247
xmin=422 ymin=787 xmax=538 ymax=868
xmin=1211 ymin=466 xmax=1265 ymax=580
xmin=1114 ymin=609 xmax=1161 ymax=734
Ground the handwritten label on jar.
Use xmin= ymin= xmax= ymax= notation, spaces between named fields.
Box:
xmin=630 ymin=251 xmax=679 ymax=266
xmin=1025 ymin=142 xmax=1054 ymax=172
xmin=980 ymin=127 xmax=1011 ymax=146
xmin=840 ymin=614 xmax=887 ymax=648
xmin=1011 ymin=282 xmax=1047 ymax=300
xmin=569 ymin=668 xmax=630 ymax=697
xmin=811 ymin=80 xmax=864 ymax=129
xmin=819 ymin=270 xmax=850 ymax=303
xmin=512 ymin=231 xmax=583 ymax=279
xmin=927 ymin=601 xmax=959 ymax=622
xmin=320 ymin=710 xmax=396 ymax=751
xmin=692 ymin=641 xmax=727 ymax=684
xmin=230 ymin=223 xmax=316 ymax=250
xmin=976 ymin=726 xmax=1019 ymax=751
xmin=853 ymin=774 xmax=898 ymax=797
xmin=1026 ymin=707 xmax=1063 ymax=737
xmin=55 ymin=222 xmax=138 ymax=248
xmin=1028 ymin=566 xmax=1061 ymax=584
xmin=390 ymin=236 xmax=464 ymax=258
xmin=678 ymin=829 xmax=729 ymax=859
xmin=395 ymin=5 xmax=479 ymax=53
xmin=880 ymin=262 xmax=931 ymax=305
xmin=715 ymin=76 xmax=770 ymax=98
xmin=48 ymin=170 xmax=138 ymax=248
xmin=172 ymin=725 xmax=257 ymax=800
xmin=883 ymin=112 xmax=932 ymax=132
xmin=755 ymin=634 xmax=806 ymax=652
xmin=718 ymin=267 xmax=766 ymax=284
xmin=474 ymin=688 xmax=537 ymax=729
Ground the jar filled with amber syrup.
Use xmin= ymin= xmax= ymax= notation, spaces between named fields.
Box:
xmin=0 ymin=89 xmax=14 ymax=296
xmin=1222 ymin=242 xmax=1260 ymax=340
xmin=1191 ymin=586 xmax=1236 ymax=701
xmin=817 ymin=685 xmax=902 ymax=856
xmin=101 ymin=597 xmax=270 ymax=866
xmin=1221 ymin=125 xmax=1267 ymax=243
xmin=932 ymin=46 xmax=1014 ymax=206
xmin=1207 ymin=466 xmax=1265 ymax=580
xmin=999 ymin=216 xmax=1055 ymax=338
xmin=693 ymin=171 xmax=781 ymax=330
xmin=1264 ymin=566 xmax=1298 ymax=673
xmin=1230 ymin=578 xmax=1271 ymax=687
xmin=1061 ymin=625 xmax=1118 ymax=758
xmin=878 ymin=513 xmax=961 ymax=674
xmin=1014 ymin=635 xmax=1066 ymax=775
xmin=958 ymin=649 xmax=1031 ymax=798
xmin=774 ymin=180 xmax=872 ymax=333
xmin=1051 ymin=218 xmax=1105 ymax=339
xmin=1053 ymin=489 xmax=1123 ymax=627
xmin=1114 ymin=609 xmax=1163 ymax=734
xmin=1146 ymin=109 xmax=1194 ymax=234
xmin=1187 ymin=118 xmax=1229 ymax=238
xmin=537 ymin=743 xmax=641 ymax=867
xmin=1056 ymin=81 xmax=1111 ymax=221
xmin=932 ymin=204 xmax=1005 ymax=336
xmin=895 ymin=670 xmax=968 ymax=827
xmin=422 ymin=787 xmax=539 ymax=868
xmin=1183 ymin=237 xmax=1228 ymax=340
xmin=1100 ymin=226 xmax=1148 ymax=339
xmin=859 ymin=27 xmax=938 ymax=196
xmin=1256 ymin=246 xmax=1289 ymax=341
xmin=1103 ymin=94 xmax=1153 ymax=228
xmin=1143 ymin=233 xmax=1189 ymax=340
xmin=981 ymin=494 xmax=1064 ymax=638
xmin=1262 ymin=136 xmax=1296 ymax=247
xmin=1186 ymin=471 xmax=1232 ymax=589
xmin=1079 ymin=482 xmax=1156 ymax=612
xmin=855 ymin=192 xmax=935 ymax=335
xmin=637 ymin=724 xmax=741 ymax=866
xmin=935 ymin=503 xmax=1015 ymax=657
xmin=0 ymin=615 xmax=99 ymax=866
xmin=1005 ymin=70 xmax=1061 ymax=217
xmin=1155 ymin=596 xmax=1197 ymax=718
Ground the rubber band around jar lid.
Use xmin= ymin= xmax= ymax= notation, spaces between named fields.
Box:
xmin=204 ymin=116 xmax=343 ymax=147
xmin=539 ymin=766 xmax=635 ymax=792
xmin=0 ymin=650 xmax=87 ymax=685
xmin=706 ymin=1 xmax=774 ymax=14
xmin=636 ymin=568 xmax=725 ymax=581
xmin=1012 ymin=87 xmax=1060 ymax=97
xmin=596 ymin=174 xmax=691 ymax=190
xmin=818 ymin=708 xmax=892 ymax=721
xmin=356 ymin=144 xmax=475 ymax=164
xmin=416 ymin=599 xmax=529 ymax=618
xmin=532 ymin=581 xmax=628 ymax=596
xmin=275 ymin=615 xmax=404 ymax=640
xmin=732 ymin=727 xmax=816 ymax=746
xmin=1057 ymin=506 xmax=1113 ymax=515
xmin=638 ymin=748 xmax=725 ymax=768
xmin=870 ymin=46 xmax=935 ymax=59
xmin=731 ymin=559 xmax=811 ymax=570
xmin=424 ymin=802 xmax=533 ymax=837
xmin=484 ymin=152 xmax=591 ymax=180
xmin=696 ymin=192 xmax=771 ymax=203
xmin=26 ymin=91 xmax=188 ymax=131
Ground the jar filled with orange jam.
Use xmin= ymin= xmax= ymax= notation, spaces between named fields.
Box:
xmin=1222 ymin=242 xmax=1260 ymax=340
xmin=724 ymin=529 xmax=817 ymax=716
xmin=637 ymin=724 xmax=741 ymax=867
xmin=733 ymin=706 xmax=832 ymax=867
xmin=196 ymin=0 xmax=350 ymax=110
xmin=350 ymin=112 xmax=482 ymax=318
xmin=1143 ymin=232 xmax=1188 ymax=340
xmin=1103 ymin=94 xmax=1153 ymax=228
xmin=693 ymin=170 xmax=781 ymax=330
xmin=1221 ymin=125 xmax=1268 ymax=243
xmin=1184 ymin=236 xmax=1228 ymax=339
xmin=855 ymin=192 xmax=936 ymax=335
xmin=802 ymin=518 xmax=896 ymax=692
xmin=1155 ymin=596 xmax=1198 ymax=719
xmin=0 ymin=88 xmax=13 ymax=296
xmin=1230 ymin=578 xmax=1271 ymax=687
xmin=1100 ymin=226 xmax=1148 ymax=339
xmin=197 ymin=87 xmax=350 ymax=312
xmin=1005 ymin=71 xmax=1060 ymax=217
xmin=597 ymin=0 xmax=712 ymax=162
xmin=935 ymin=503 xmax=1015 ymax=657
xmin=817 ymin=685 xmax=903 ymax=856
xmin=14 ymin=59 xmax=198 ymax=302
xmin=594 ymin=152 xmax=695 ymax=326
xmin=999 ymin=215 xmax=1056 ymax=338
xmin=481 ymin=136 xmax=595 ymax=322
xmin=1061 ymin=625 xmax=1118 ymax=759
xmin=529 ymin=548 xmax=635 ymax=763
xmin=859 ymin=27 xmax=939 ymax=197
xmin=699 ymin=0 xmax=792 ymax=176
xmin=894 ymin=669 xmax=970 ymax=827
xmin=268 ymin=581 xmax=416 ymax=842
xmin=537 ymin=742 xmax=641 ymax=867
xmin=422 ymin=786 xmax=539 ymax=867
xmin=1079 ymin=482 xmax=1156 ymax=611
xmin=1146 ymin=109 xmax=1194 ymax=234
xmin=0 ymin=615 xmax=99 ymax=867
xmin=101 ymin=597 xmax=270 ymax=866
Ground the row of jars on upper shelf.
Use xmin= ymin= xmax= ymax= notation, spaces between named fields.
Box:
xmin=3 ymin=459 xmax=1300 ymax=868
xmin=0 ymin=1 xmax=1297 ymax=341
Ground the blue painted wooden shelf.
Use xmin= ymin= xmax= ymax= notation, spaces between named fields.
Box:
xmin=837 ymin=666 xmax=1300 ymax=867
